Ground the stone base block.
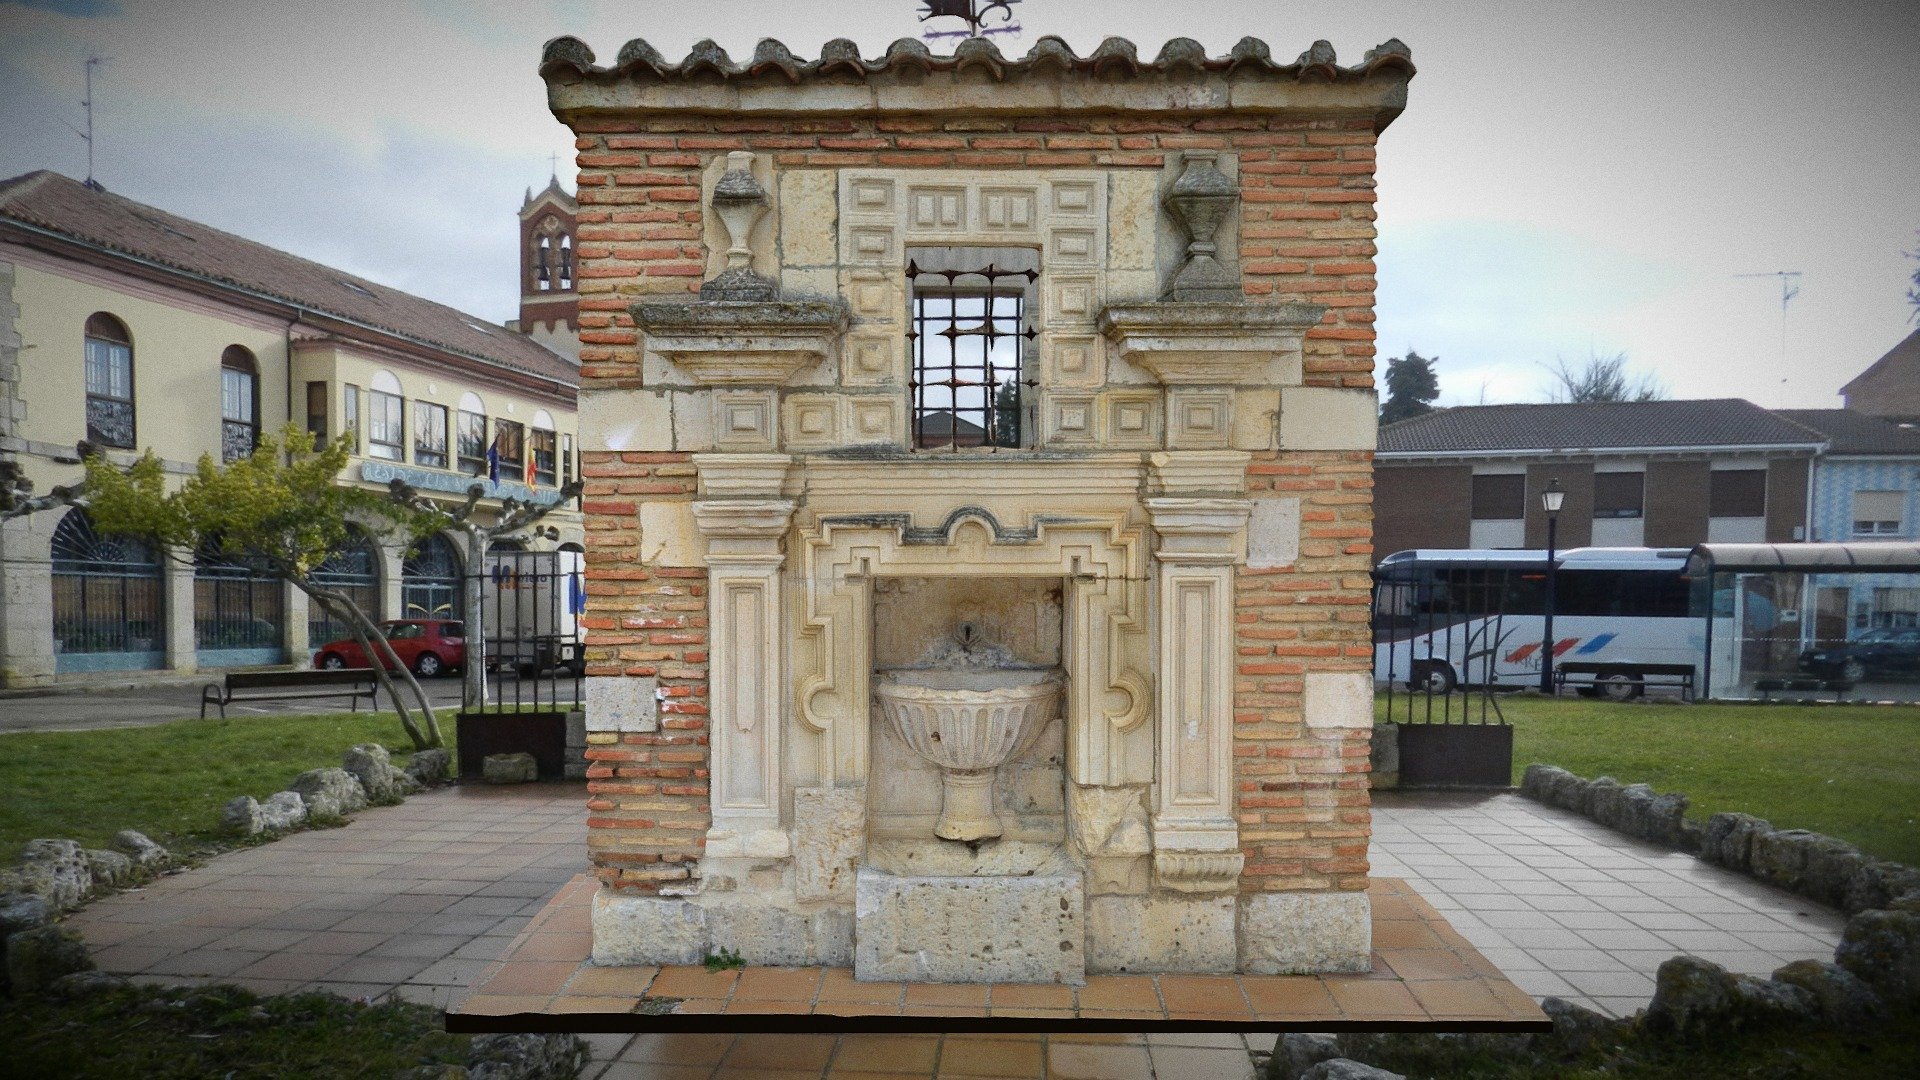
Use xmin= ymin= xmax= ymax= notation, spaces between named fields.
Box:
xmin=1237 ymin=891 xmax=1372 ymax=974
xmin=854 ymin=867 xmax=1085 ymax=985
xmin=1087 ymin=893 xmax=1236 ymax=973
xmin=590 ymin=888 xmax=852 ymax=967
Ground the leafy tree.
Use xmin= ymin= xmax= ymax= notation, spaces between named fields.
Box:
xmin=82 ymin=424 xmax=448 ymax=750
xmin=1540 ymin=351 xmax=1666 ymax=403
xmin=1380 ymin=350 xmax=1441 ymax=424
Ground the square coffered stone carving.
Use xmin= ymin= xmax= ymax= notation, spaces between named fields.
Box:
xmin=848 ymin=397 xmax=902 ymax=445
xmin=784 ymin=395 xmax=843 ymax=450
xmin=1044 ymin=392 xmax=1098 ymax=446
xmin=1101 ymin=392 xmax=1162 ymax=448
xmin=846 ymin=335 xmax=897 ymax=385
xmin=849 ymin=177 xmax=895 ymax=212
xmin=1051 ymin=179 xmax=1098 ymax=217
xmin=713 ymin=391 xmax=777 ymax=452
xmin=1169 ymin=389 xmax=1231 ymax=450
xmin=908 ymin=186 xmax=967 ymax=230
xmin=1045 ymin=335 xmax=1101 ymax=388
xmin=979 ymin=186 xmax=1038 ymax=231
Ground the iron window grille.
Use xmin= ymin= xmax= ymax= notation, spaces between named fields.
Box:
xmin=220 ymin=347 xmax=259 ymax=463
xmin=309 ymin=530 xmax=380 ymax=646
xmin=906 ymin=253 xmax=1038 ymax=451
xmin=192 ymin=538 xmax=283 ymax=652
xmin=51 ymin=509 xmax=164 ymax=656
xmin=84 ymin=314 xmax=135 ymax=449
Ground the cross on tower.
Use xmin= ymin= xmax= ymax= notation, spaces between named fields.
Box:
xmin=549 ymin=151 xmax=560 ymax=179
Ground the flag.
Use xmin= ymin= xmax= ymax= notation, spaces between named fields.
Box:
xmin=524 ymin=444 xmax=537 ymax=487
xmin=569 ymin=572 xmax=586 ymax=615
xmin=486 ymin=435 xmax=500 ymax=485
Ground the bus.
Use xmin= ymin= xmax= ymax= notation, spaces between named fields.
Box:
xmin=1373 ymin=547 xmax=1702 ymax=699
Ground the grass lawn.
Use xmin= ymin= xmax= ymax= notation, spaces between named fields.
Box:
xmin=1383 ymin=694 xmax=1920 ymax=866
xmin=0 ymin=711 xmax=449 ymax=862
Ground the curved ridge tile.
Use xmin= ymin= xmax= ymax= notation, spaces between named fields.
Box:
xmin=612 ymin=38 xmax=669 ymax=78
xmin=952 ymin=36 xmax=1009 ymax=77
xmin=1022 ymin=34 xmax=1081 ymax=70
xmin=539 ymin=36 xmax=597 ymax=76
xmin=1154 ymin=37 xmax=1209 ymax=75
xmin=1226 ymin=37 xmax=1276 ymax=71
xmin=1362 ymin=38 xmax=1416 ymax=75
xmin=881 ymin=37 xmax=937 ymax=73
xmin=744 ymin=39 xmax=802 ymax=82
xmin=1087 ymin=36 xmax=1141 ymax=77
xmin=1295 ymin=39 xmax=1339 ymax=81
xmin=815 ymin=37 xmax=867 ymax=77
xmin=680 ymin=39 xmax=735 ymax=78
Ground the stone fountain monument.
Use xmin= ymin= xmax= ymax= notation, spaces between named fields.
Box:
xmin=544 ymin=31 xmax=1412 ymax=984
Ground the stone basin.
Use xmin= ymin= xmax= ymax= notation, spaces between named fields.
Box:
xmin=874 ymin=668 xmax=1063 ymax=841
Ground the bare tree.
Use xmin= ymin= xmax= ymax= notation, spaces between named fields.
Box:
xmin=0 ymin=446 xmax=94 ymax=522
xmin=386 ymin=477 xmax=584 ymax=711
xmin=1540 ymin=351 xmax=1667 ymax=403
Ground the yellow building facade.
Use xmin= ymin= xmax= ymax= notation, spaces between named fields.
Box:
xmin=0 ymin=171 xmax=581 ymax=687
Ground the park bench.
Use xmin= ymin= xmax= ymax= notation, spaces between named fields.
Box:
xmin=1753 ymin=677 xmax=1853 ymax=703
xmin=200 ymin=669 xmax=381 ymax=719
xmin=1554 ymin=662 xmax=1696 ymax=701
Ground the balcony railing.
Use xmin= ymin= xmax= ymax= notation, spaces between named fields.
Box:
xmin=86 ymin=396 xmax=135 ymax=449
xmin=221 ymin=420 xmax=257 ymax=463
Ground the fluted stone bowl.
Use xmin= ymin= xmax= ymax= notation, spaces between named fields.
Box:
xmin=875 ymin=668 xmax=1063 ymax=841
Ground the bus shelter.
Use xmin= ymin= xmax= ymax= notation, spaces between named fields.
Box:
xmin=1687 ymin=543 xmax=1920 ymax=702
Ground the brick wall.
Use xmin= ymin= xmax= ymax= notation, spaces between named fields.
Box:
xmin=571 ymin=113 xmax=1382 ymax=897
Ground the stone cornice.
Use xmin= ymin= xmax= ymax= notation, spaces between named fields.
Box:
xmin=544 ymin=35 xmax=1413 ymax=131
xmin=1099 ymin=301 xmax=1325 ymax=387
xmin=634 ymin=299 xmax=848 ymax=387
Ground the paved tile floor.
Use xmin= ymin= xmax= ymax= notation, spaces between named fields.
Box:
xmin=63 ymin=783 xmax=1849 ymax=1077
xmin=1371 ymin=790 xmax=1846 ymax=1017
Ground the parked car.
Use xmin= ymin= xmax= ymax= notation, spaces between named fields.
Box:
xmin=313 ymin=619 xmax=466 ymax=678
xmin=1798 ymin=628 xmax=1920 ymax=683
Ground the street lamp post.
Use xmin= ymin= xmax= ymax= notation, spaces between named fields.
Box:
xmin=1539 ymin=478 xmax=1565 ymax=693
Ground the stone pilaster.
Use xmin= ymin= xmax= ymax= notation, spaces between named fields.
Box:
xmin=163 ymin=545 xmax=197 ymax=674
xmin=1144 ymin=451 xmax=1250 ymax=895
xmin=692 ymin=453 xmax=794 ymax=861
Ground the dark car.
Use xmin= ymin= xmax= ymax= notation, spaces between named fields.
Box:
xmin=1799 ymin=628 xmax=1920 ymax=683
xmin=313 ymin=619 xmax=466 ymax=678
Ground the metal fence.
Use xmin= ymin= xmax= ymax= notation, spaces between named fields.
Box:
xmin=467 ymin=549 xmax=583 ymax=713
xmin=1373 ymin=562 xmax=1514 ymax=787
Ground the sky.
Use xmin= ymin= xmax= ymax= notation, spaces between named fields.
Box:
xmin=1 ymin=0 xmax=1915 ymax=408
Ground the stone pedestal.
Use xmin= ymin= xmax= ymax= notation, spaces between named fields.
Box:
xmin=853 ymin=866 xmax=1086 ymax=985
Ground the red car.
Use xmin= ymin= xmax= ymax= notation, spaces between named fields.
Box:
xmin=313 ymin=619 xmax=465 ymax=678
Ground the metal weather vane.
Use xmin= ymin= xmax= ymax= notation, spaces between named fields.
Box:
xmin=920 ymin=0 xmax=1022 ymax=41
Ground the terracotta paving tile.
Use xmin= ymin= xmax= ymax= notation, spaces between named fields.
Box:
xmin=988 ymin=1006 xmax=1078 ymax=1018
xmin=459 ymin=994 xmax=555 ymax=1015
xmin=1075 ymin=975 xmax=1160 ymax=1011
xmin=722 ymin=1033 xmax=838 ymax=1071
xmin=604 ymin=1065 xmax=723 ymax=1080
xmin=727 ymin=999 xmax=813 ymax=1014
xmin=567 ymin=964 xmax=660 ymax=997
xmin=1051 ymin=1031 xmax=1147 ymax=1045
xmin=830 ymin=1034 xmax=941 ymax=1073
xmin=670 ymin=998 xmax=728 ymax=1013
xmin=1239 ymin=975 xmax=1341 ymax=1018
xmin=649 ymin=964 xmax=741 ymax=1000
xmin=1372 ymin=919 xmax=1444 ymax=949
xmin=549 ymin=995 xmax=640 ymax=1014
xmin=513 ymin=931 xmax=593 ymax=963
xmin=1046 ymin=1042 xmax=1155 ymax=1080
xmin=1155 ymin=975 xmax=1251 ymax=1017
xmin=902 ymin=1004 xmax=988 ymax=1017
xmin=733 ymin=965 xmax=825 ymax=1002
xmin=1382 ymin=948 xmax=1478 ymax=982
xmin=824 ymin=1071 xmax=934 ymax=1080
xmin=1326 ymin=977 xmax=1426 ymax=1020
xmin=985 ymin=983 xmax=1074 ymax=1009
xmin=1075 ymin=1007 xmax=1164 ymax=1021
xmin=712 ymin=1070 xmax=820 ymax=1080
xmin=620 ymin=1032 xmax=737 ymax=1065
xmin=903 ymin=982 xmax=988 ymax=1007
xmin=817 ymin=968 xmax=903 ymax=1004
xmin=935 ymin=1036 xmax=1045 ymax=1077
xmin=476 ymin=959 xmax=583 ymax=996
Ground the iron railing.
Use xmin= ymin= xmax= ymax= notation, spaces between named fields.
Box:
xmin=1372 ymin=564 xmax=1512 ymax=726
xmin=51 ymin=510 xmax=164 ymax=655
xmin=468 ymin=549 xmax=583 ymax=713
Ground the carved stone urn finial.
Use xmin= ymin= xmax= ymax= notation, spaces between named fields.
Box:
xmin=701 ymin=150 xmax=779 ymax=301
xmin=1161 ymin=150 xmax=1243 ymax=302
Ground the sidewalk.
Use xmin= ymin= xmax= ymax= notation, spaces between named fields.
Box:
xmin=60 ymin=783 xmax=1850 ymax=1077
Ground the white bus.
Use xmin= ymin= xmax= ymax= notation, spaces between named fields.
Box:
xmin=1373 ymin=547 xmax=1704 ymax=699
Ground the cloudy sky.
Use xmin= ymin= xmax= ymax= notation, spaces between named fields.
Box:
xmin=2 ymin=0 xmax=1915 ymax=407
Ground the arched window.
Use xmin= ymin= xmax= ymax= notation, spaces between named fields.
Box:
xmin=531 ymin=409 xmax=558 ymax=486
xmin=50 ymin=508 xmax=165 ymax=671
xmin=536 ymin=236 xmax=552 ymax=291
xmin=456 ymin=391 xmax=488 ymax=475
xmin=367 ymin=370 xmax=404 ymax=461
xmin=220 ymin=346 xmax=259 ymax=462
xmin=194 ymin=535 xmax=284 ymax=663
xmin=558 ymin=235 xmax=573 ymax=290
xmin=402 ymin=533 xmax=463 ymax=620
xmin=309 ymin=527 xmax=381 ymax=647
xmin=84 ymin=313 xmax=135 ymax=448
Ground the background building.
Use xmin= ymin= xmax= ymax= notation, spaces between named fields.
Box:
xmin=1373 ymin=399 xmax=1823 ymax=559
xmin=1840 ymin=328 xmax=1920 ymax=427
xmin=0 ymin=170 xmax=581 ymax=687
xmin=508 ymin=177 xmax=580 ymax=362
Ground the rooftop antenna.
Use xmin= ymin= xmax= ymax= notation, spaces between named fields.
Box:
xmin=1734 ymin=269 xmax=1801 ymax=385
xmin=60 ymin=57 xmax=108 ymax=189
xmin=919 ymin=0 xmax=1023 ymax=42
